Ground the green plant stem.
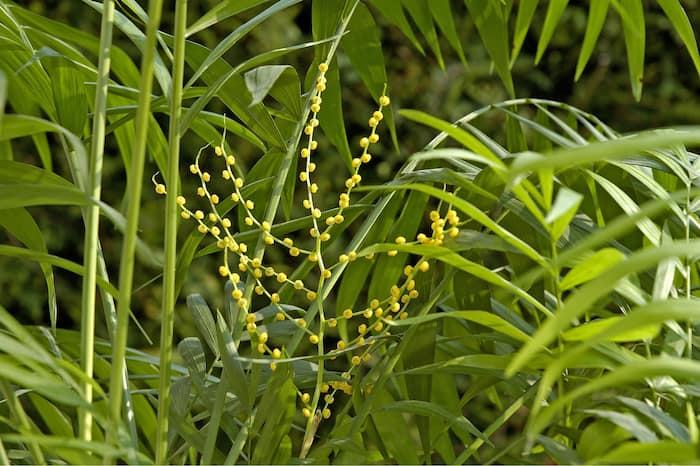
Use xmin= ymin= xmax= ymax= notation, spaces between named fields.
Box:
xmin=300 ymin=279 xmax=326 ymax=459
xmin=107 ymin=0 xmax=163 ymax=459
xmin=154 ymin=0 xmax=186 ymax=462
xmin=79 ymin=0 xmax=115 ymax=443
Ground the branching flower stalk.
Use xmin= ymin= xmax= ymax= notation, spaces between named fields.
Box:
xmin=154 ymin=72 xmax=466 ymax=454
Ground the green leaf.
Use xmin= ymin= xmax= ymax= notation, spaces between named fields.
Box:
xmin=186 ymin=294 xmax=219 ymax=357
xmin=544 ymin=186 xmax=583 ymax=240
xmin=400 ymin=319 xmax=436 ymax=455
xmin=363 ymin=183 xmax=546 ymax=267
xmin=657 ymin=0 xmax=700 ymax=78
xmin=359 ymin=242 xmax=548 ymax=316
xmin=588 ymin=170 xmax=661 ymax=246
xmin=617 ymin=396 xmax=690 ymax=443
xmin=216 ymin=311 xmax=251 ymax=414
xmin=562 ymin=317 xmax=660 ymax=342
xmin=0 ymin=184 xmax=86 ymax=209
xmin=187 ymin=0 xmax=272 ymax=37
xmin=614 ymin=0 xmax=645 ymax=100
xmin=577 ymin=420 xmax=632 ymax=461
xmin=0 ymin=354 xmax=85 ymax=407
xmin=0 ymin=245 xmax=118 ymax=297
xmin=560 ymin=248 xmax=626 ymax=290
xmin=0 ymin=207 xmax=57 ymax=329
xmin=535 ymin=0 xmax=568 ymax=64
xmin=428 ymin=0 xmax=466 ymax=64
xmin=244 ymin=64 xmax=301 ymax=116
xmin=28 ymin=393 xmax=74 ymax=438
xmin=390 ymin=310 xmax=532 ymax=343
xmin=39 ymin=49 xmax=88 ymax=136
xmin=530 ymin=357 xmax=700 ymax=442
xmin=368 ymin=0 xmax=424 ymax=53
xmin=251 ymin=365 xmax=296 ymax=464
xmin=511 ymin=0 xmax=539 ymax=66
xmin=575 ymin=0 xmax=610 ymax=80
xmin=508 ymin=128 xmax=700 ymax=178
xmin=399 ymin=109 xmax=503 ymax=165
xmin=507 ymin=241 xmax=700 ymax=376
xmin=464 ymin=0 xmax=514 ymax=96
xmin=178 ymin=337 xmax=207 ymax=387
xmin=376 ymin=400 xmax=490 ymax=444
xmin=536 ymin=435 xmax=583 ymax=465
xmin=402 ymin=0 xmax=444 ymax=68
xmin=590 ymin=441 xmax=697 ymax=464
xmin=342 ymin=2 xmax=387 ymax=99
xmin=369 ymin=388 xmax=421 ymax=464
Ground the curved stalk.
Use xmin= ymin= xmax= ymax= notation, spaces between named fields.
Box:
xmin=79 ymin=0 xmax=115 ymax=443
xmin=155 ymin=0 xmax=187 ymax=462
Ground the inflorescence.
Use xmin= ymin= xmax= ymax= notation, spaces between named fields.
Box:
xmin=154 ymin=62 xmax=461 ymax=423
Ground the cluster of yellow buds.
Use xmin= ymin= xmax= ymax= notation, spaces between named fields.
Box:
xmin=154 ymin=60 xmax=466 ymax=428
xmin=417 ymin=209 xmax=460 ymax=246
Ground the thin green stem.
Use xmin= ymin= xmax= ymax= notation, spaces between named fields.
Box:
xmin=107 ymin=0 xmax=163 ymax=460
xmin=300 ymin=279 xmax=326 ymax=459
xmin=154 ymin=0 xmax=187 ymax=462
xmin=80 ymin=0 xmax=115 ymax=443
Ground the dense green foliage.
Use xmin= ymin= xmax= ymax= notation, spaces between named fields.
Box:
xmin=1 ymin=1 xmax=700 ymax=464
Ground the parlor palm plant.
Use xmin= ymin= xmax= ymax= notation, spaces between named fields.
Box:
xmin=0 ymin=0 xmax=699 ymax=464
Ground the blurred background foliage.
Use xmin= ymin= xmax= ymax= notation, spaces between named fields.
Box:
xmin=4 ymin=0 xmax=700 ymax=349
